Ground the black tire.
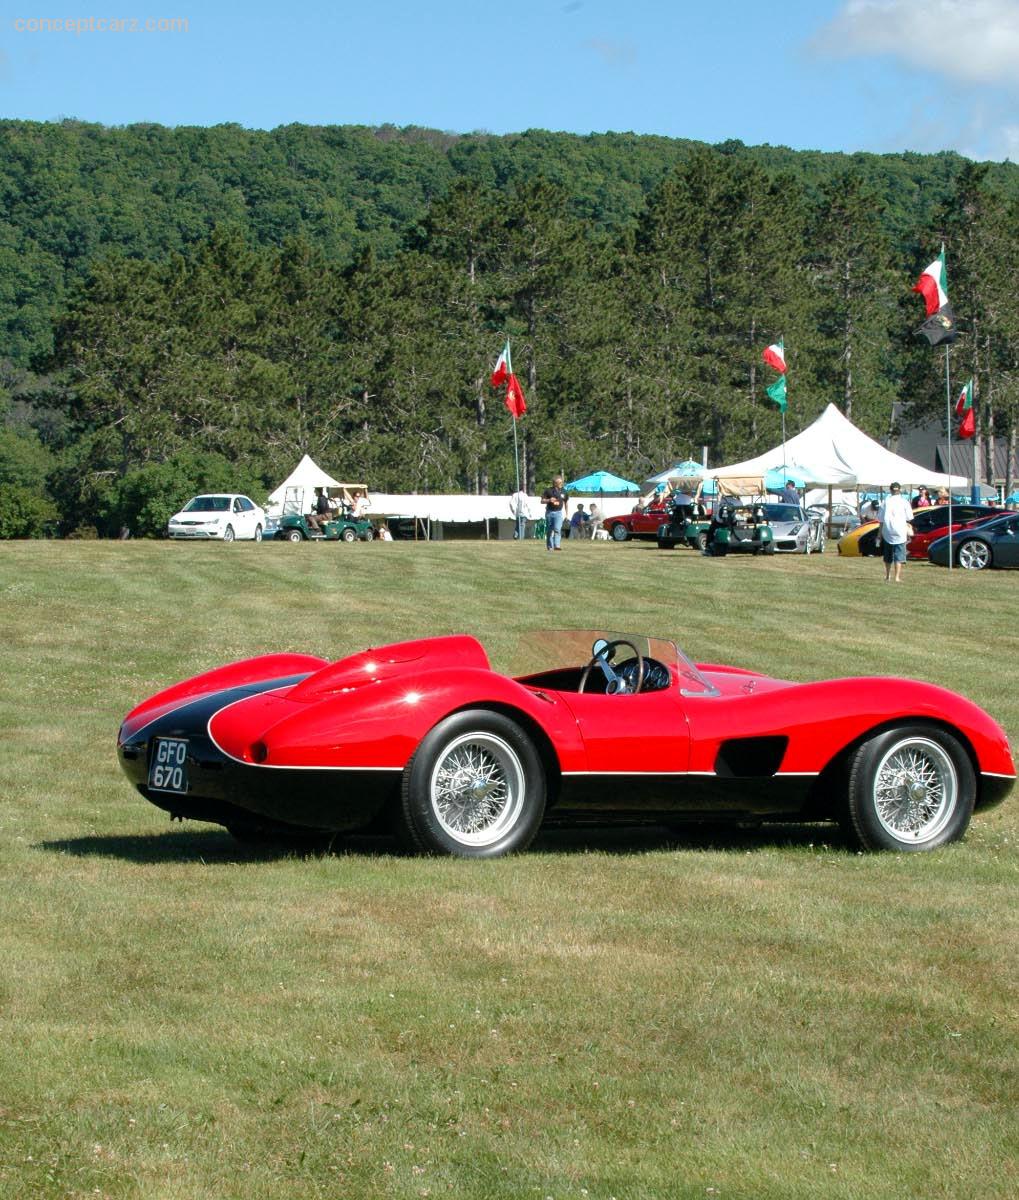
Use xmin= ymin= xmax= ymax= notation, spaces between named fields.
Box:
xmin=956 ymin=538 xmax=991 ymax=570
xmin=286 ymin=529 xmax=303 ymax=543
xmin=610 ymin=522 xmax=629 ymax=542
xmin=400 ymin=710 xmax=546 ymax=858
xmin=693 ymin=531 xmax=708 ymax=553
xmin=253 ymin=524 xmax=262 ymax=543
xmin=362 ymin=527 xmax=375 ymax=542
xmin=341 ymin=527 xmax=357 ymax=543
xmin=222 ymin=525 xmax=235 ymax=543
xmin=843 ymin=724 xmax=975 ymax=852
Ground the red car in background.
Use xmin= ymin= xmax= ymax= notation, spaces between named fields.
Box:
xmin=906 ymin=504 xmax=1016 ymax=560
xmin=602 ymin=502 xmax=671 ymax=541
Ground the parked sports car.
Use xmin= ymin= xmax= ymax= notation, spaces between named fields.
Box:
xmin=839 ymin=504 xmax=1013 ymax=559
xmin=167 ymin=494 xmax=266 ymax=541
xmin=928 ymin=511 xmax=1019 ymax=570
xmin=906 ymin=504 xmax=1015 ymax=560
xmin=759 ymin=503 xmax=826 ymax=553
xmin=838 ymin=519 xmax=880 ymax=557
xmin=117 ymin=631 xmax=1013 ymax=857
xmin=602 ymin=502 xmax=671 ymax=542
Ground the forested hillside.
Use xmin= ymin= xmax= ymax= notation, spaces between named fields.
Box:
xmin=1 ymin=119 xmax=1017 ymax=536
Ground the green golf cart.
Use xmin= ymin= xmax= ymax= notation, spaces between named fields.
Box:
xmin=273 ymin=483 xmax=375 ymax=543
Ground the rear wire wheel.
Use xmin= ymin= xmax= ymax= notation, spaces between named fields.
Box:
xmin=400 ymin=710 xmax=546 ymax=857
xmin=843 ymin=725 xmax=975 ymax=851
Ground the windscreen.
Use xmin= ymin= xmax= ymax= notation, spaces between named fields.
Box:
xmin=184 ymin=496 xmax=230 ymax=512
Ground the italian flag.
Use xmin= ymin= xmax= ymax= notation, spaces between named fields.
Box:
xmin=762 ymin=340 xmax=786 ymax=373
xmin=956 ymin=378 xmax=975 ymax=440
xmin=491 ymin=340 xmax=511 ymax=388
xmin=913 ymin=249 xmax=949 ymax=317
xmin=504 ymin=373 xmax=527 ymax=419
xmin=766 ymin=374 xmax=787 ymax=412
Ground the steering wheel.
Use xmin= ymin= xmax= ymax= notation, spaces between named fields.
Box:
xmin=578 ymin=638 xmax=645 ymax=695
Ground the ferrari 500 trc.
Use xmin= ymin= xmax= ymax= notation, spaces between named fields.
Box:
xmin=117 ymin=632 xmax=1014 ymax=857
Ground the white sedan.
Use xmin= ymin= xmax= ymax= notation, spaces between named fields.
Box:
xmin=167 ymin=494 xmax=266 ymax=541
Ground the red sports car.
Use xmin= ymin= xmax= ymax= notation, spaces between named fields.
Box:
xmin=117 ymin=632 xmax=1014 ymax=857
xmin=602 ymin=504 xmax=671 ymax=541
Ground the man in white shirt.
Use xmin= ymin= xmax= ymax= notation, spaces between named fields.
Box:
xmin=877 ymin=481 xmax=914 ymax=583
xmin=509 ymin=486 xmax=530 ymax=540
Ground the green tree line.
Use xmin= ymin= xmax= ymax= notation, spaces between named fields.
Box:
xmin=1 ymin=121 xmax=1017 ymax=536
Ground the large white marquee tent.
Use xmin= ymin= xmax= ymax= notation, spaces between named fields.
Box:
xmin=697 ymin=403 xmax=968 ymax=491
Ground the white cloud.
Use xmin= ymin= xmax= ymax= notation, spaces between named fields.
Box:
xmin=815 ymin=0 xmax=1019 ymax=88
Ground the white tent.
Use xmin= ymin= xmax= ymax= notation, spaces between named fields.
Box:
xmin=367 ymin=493 xmax=636 ymax=522
xmin=266 ymin=455 xmax=344 ymax=513
xmin=701 ymin=404 xmax=968 ymax=491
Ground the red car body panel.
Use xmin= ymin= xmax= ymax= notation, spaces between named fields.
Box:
xmin=118 ymin=634 xmax=1015 ymax=838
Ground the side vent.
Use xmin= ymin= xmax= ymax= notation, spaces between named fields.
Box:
xmin=715 ymin=736 xmax=788 ymax=778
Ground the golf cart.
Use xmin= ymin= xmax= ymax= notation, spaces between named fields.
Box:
xmin=273 ymin=483 xmax=374 ymax=543
xmin=656 ymin=477 xmax=711 ymax=551
xmin=706 ymin=501 xmax=774 ymax=555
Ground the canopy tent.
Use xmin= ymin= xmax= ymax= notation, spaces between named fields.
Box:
xmin=764 ymin=466 xmax=807 ymax=492
xmin=564 ymin=470 xmax=641 ymax=494
xmin=266 ymin=454 xmax=344 ymax=513
xmin=702 ymin=404 xmax=968 ymax=491
xmin=646 ymin=459 xmax=703 ymax=485
xmin=367 ymin=492 xmax=638 ymax=523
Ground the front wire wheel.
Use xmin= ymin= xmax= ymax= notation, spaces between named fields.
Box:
xmin=844 ymin=725 xmax=975 ymax=851
xmin=401 ymin=711 xmax=546 ymax=857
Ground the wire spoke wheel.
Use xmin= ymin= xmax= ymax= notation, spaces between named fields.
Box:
xmin=429 ymin=732 xmax=526 ymax=848
xmin=872 ymin=737 xmax=958 ymax=844
xmin=845 ymin=725 xmax=974 ymax=852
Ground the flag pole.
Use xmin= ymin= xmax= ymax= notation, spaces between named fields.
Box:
xmin=512 ymin=414 xmax=520 ymax=493
xmin=781 ymin=333 xmax=787 ymax=472
xmin=945 ymin=344 xmax=953 ymax=570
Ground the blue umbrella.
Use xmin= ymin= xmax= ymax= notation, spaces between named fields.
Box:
xmin=1007 ymin=491 xmax=1019 ymax=505
xmin=669 ymin=459 xmax=704 ymax=476
xmin=764 ymin=466 xmax=807 ymax=493
xmin=564 ymin=470 xmax=641 ymax=494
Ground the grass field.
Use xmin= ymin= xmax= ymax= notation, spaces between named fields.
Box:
xmin=1 ymin=538 xmax=1017 ymax=1200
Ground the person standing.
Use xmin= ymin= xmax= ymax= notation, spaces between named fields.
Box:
xmin=509 ymin=485 xmax=530 ymax=540
xmin=541 ymin=475 xmax=568 ymax=551
xmin=877 ymin=481 xmax=914 ymax=583
xmin=781 ymin=479 xmax=800 ymax=506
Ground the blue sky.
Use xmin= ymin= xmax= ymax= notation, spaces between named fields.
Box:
xmin=2 ymin=1 xmax=1018 ymax=160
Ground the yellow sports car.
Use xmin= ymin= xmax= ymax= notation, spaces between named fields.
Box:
xmin=837 ymin=520 xmax=880 ymax=556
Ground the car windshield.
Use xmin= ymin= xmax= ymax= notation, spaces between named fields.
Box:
xmin=761 ymin=504 xmax=801 ymax=522
xmin=183 ymin=496 xmax=230 ymax=513
xmin=507 ymin=630 xmax=718 ymax=697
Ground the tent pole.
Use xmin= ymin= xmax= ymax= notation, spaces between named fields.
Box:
xmin=945 ymin=345 xmax=953 ymax=570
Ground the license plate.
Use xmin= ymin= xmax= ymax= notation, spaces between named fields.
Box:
xmin=148 ymin=737 xmax=189 ymax=794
